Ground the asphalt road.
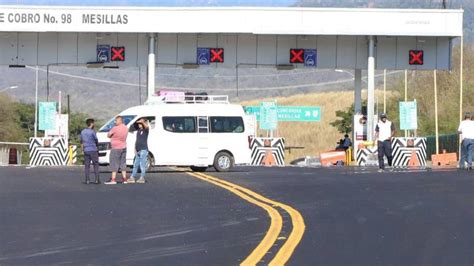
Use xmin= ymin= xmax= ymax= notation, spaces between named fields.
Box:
xmin=0 ymin=166 xmax=473 ymax=265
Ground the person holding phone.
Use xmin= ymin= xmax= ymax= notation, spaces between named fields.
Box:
xmin=128 ymin=118 xmax=149 ymax=184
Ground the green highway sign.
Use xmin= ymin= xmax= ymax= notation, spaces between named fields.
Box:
xmin=244 ymin=105 xmax=321 ymax=122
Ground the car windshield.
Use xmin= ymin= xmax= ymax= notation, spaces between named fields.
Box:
xmin=99 ymin=115 xmax=136 ymax=132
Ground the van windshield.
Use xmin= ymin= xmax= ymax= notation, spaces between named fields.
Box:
xmin=99 ymin=115 xmax=136 ymax=132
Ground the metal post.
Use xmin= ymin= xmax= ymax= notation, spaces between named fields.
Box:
xmin=34 ymin=66 xmax=38 ymax=138
xmin=236 ymin=65 xmax=239 ymax=97
xmin=404 ymin=69 xmax=408 ymax=138
xmin=367 ymin=36 xmax=375 ymax=142
xmin=434 ymin=70 xmax=439 ymax=154
xmin=459 ymin=35 xmax=464 ymax=155
xmin=147 ymin=35 xmax=156 ymax=99
xmin=138 ymin=66 xmax=142 ymax=105
xmin=46 ymin=64 xmax=49 ymax=101
xmin=354 ymin=69 xmax=362 ymax=114
xmin=383 ymin=69 xmax=387 ymax=113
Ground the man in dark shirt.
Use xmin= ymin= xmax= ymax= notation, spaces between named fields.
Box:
xmin=80 ymin=118 xmax=100 ymax=184
xmin=128 ymin=118 xmax=149 ymax=184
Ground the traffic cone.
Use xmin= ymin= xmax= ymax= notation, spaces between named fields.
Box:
xmin=262 ymin=150 xmax=276 ymax=166
xmin=408 ymin=150 xmax=420 ymax=167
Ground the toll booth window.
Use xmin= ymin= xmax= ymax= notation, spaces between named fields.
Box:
xmin=163 ymin=117 xmax=196 ymax=133
xmin=99 ymin=115 xmax=136 ymax=132
xmin=210 ymin=117 xmax=244 ymax=133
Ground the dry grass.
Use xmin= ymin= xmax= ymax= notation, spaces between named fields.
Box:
xmin=240 ymin=90 xmax=394 ymax=163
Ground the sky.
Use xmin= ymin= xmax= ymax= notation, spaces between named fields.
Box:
xmin=0 ymin=0 xmax=296 ymax=6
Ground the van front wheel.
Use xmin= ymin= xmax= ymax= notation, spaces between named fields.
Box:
xmin=190 ymin=166 xmax=208 ymax=172
xmin=214 ymin=152 xmax=234 ymax=172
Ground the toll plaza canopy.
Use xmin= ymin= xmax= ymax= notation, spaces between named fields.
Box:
xmin=0 ymin=5 xmax=464 ymax=141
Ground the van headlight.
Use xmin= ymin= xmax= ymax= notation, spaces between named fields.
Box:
xmin=98 ymin=142 xmax=111 ymax=151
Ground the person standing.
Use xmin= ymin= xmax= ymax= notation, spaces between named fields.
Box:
xmin=458 ymin=113 xmax=471 ymax=169
xmin=128 ymin=118 xmax=149 ymax=184
xmin=105 ymin=116 xmax=128 ymax=184
xmin=458 ymin=112 xmax=474 ymax=171
xmin=80 ymin=118 xmax=101 ymax=184
xmin=375 ymin=113 xmax=396 ymax=172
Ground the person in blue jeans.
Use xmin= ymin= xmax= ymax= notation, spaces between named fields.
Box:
xmin=128 ymin=118 xmax=149 ymax=183
xmin=80 ymin=118 xmax=100 ymax=184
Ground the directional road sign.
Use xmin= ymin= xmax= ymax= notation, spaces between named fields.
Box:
xmin=39 ymin=102 xmax=57 ymax=130
xmin=259 ymin=102 xmax=278 ymax=130
xmin=96 ymin=44 xmax=110 ymax=63
xmin=399 ymin=101 xmax=417 ymax=130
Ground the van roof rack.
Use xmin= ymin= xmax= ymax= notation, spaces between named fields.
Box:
xmin=145 ymin=94 xmax=229 ymax=105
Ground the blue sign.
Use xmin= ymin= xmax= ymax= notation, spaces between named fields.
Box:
xmin=399 ymin=101 xmax=417 ymax=130
xmin=97 ymin=44 xmax=110 ymax=63
xmin=39 ymin=102 xmax=57 ymax=130
xmin=304 ymin=49 xmax=317 ymax=67
xmin=197 ymin=48 xmax=210 ymax=65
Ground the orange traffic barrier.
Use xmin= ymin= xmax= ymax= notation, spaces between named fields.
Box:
xmin=320 ymin=150 xmax=346 ymax=166
xmin=408 ymin=150 xmax=420 ymax=167
xmin=431 ymin=150 xmax=457 ymax=167
xmin=262 ymin=150 xmax=277 ymax=166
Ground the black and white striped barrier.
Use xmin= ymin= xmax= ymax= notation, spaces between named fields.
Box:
xmin=29 ymin=137 xmax=68 ymax=166
xmin=250 ymin=137 xmax=285 ymax=166
xmin=391 ymin=137 xmax=427 ymax=167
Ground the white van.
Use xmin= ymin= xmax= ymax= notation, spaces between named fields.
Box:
xmin=97 ymin=94 xmax=253 ymax=172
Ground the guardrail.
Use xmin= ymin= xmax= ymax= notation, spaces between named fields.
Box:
xmin=0 ymin=142 xmax=29 ymax=165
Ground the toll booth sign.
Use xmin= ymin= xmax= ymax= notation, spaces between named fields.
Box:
xmin=97 ymin=45 xmax=110 ymax=63
xmin=197 ymin=48 xmax=210 ymax=65
xmin=290 ymin=49 xmax=304 ymax=63
xmin=409 ymin=50 xmax=424 ymax=65
xmin=304 ymin=49 xmax=317 ymax=67
xmin=111 ymin=47 xmax=125 ymax=61
xmin=210 ymin=48 xmax=224 ymax=63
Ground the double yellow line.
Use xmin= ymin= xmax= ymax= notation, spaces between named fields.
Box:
xmin=187 ymin=172 xmax=305 ymax=265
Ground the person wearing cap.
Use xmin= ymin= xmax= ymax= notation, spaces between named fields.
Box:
xmin=375 ymin=113 xmax=396 ymax=172
xmin=458 ymin=112 xmax=474 ymax=171
xmin=128 ymin=118 xmax=150 ymax=183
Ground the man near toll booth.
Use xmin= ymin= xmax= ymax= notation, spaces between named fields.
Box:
xmin=458 ymin=112 xmax=472 ymax=169
xmin=128 ymin=118 xmax=149 ymax=184
xmin=375 ymin=113 xmax=396 ymax=172
xmin=105 ymin=116 xmax=128 ymax=184
xmin=458 ymin=112 xmax=474 ymax=171
xmin=80 ymin=118 xmax=100 ymax=184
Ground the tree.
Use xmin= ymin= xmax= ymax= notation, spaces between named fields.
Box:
xmin=330 ymin=104 xmax=355 ymax=134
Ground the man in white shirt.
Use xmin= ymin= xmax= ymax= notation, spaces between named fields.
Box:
xmin=458 ymin=112 xmax=474 ymax=170
xmin=375 ymin=113 xmax=396 ymax=172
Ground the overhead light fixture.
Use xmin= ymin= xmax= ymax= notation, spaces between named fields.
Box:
xmin=182 ymin=63 xmax=200 ymax=69
xmin=9 ymin=65 xmax=26 ymax=68
xmin=86 ymin=61 xmax=104 ymax=68
xmin=276 ymin=64 xmax=294 ymax=71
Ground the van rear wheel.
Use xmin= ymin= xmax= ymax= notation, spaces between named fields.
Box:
xmin=190 ymin=166 xmax=208 ymax=172
xmin=214 ymin=152 xmax=234 ymax=172
xmin=146 ymin=154 xmax=154 ymax=172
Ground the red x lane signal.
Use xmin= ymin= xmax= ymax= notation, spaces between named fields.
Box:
xmin=290 ymin=49 xmax=304 ymax=63
xmin=111 ymin=47 xmax=125 ymax=61
xmin=210 ymin=48 xmax=224 ymax=63
xmin=409 ymin=50 xmax=423 ymax=65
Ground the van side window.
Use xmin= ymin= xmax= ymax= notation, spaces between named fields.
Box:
xmin=163 ymin=117 xmax=196 ymax=133
xmin=210 ymin=117 xmax=244 ymax=133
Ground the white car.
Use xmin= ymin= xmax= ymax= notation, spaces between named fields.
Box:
xmin=97 ymin=94 xmax=254 ymax=172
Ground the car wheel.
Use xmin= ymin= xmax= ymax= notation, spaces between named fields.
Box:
xmin=146 ymin=153 xmax=154 ymax=172
xmin=190 ymin=166 xmax=208 ymax=172
xmin=213 ymin=151 xmax=234 ymax=172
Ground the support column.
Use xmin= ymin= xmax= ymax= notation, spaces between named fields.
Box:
xmin=354 ymin=69 xmax=362 ymax=114
xmin=367 ymin=36 xmax=375 ymax=142
xmin=147 ymin=35 xmax=156 ymax=99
